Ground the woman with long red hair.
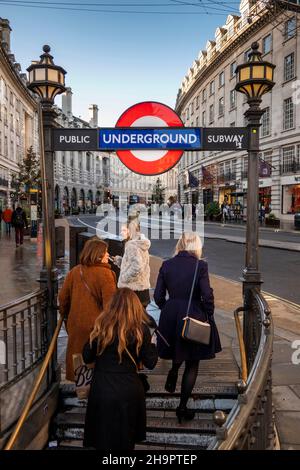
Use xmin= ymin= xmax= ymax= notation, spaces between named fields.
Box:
xmin=82 ymin=288 xmax=158 ymax=451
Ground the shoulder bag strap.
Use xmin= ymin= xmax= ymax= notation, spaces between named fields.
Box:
xmin=80 ymin=266 xmax=101 ymax=310
xmin=186 ymin=260 xmax=199 ymax=318
xmin=124 ymin=347 xmax=139 ymax=373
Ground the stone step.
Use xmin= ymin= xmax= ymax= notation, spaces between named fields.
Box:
xmin=55 ymin=410 xmax=217 ymax=433
xmin=60 ymin=382 xmax=238 ymax=398
xmin=61 ymin=394 xmax=235 ymax=412
xmin=50 ymin=439 xmax=208 ymax=451
xmin=55 ymin=427 xmax=214 ymax=449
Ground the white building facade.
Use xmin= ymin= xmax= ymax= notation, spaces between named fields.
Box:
xmin=176 ymin=0 xmax=300 ymax=224
xmin=54 ymin=88 xmax=110 ymax=213
xmin=0 ymin=18 xmax=39 ymax=210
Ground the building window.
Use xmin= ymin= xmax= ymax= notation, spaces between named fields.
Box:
xmin=61 ymin=152 xmax=65 ymax=165
xmin=219 ymin=71 xmax=225 ymax=87
xmin=202 ymin=88 xmax=206 ymax=102
xmin=284 ymin=53 xmax=295 ymax=81
xmin=186 ymin=107 xmax=190 ymax=120
xmin=4 ymin=136 xmax=7 ymax=156
xmin=202 ymin=110 xmax=206 ymax=126
xmin=282 ymin=184 xmax=300 ymax=214
xmin=282 ymin=145 xmax=295 ymax=172
xmin=263 ymin=34 xmax=272 ymax=54
xmin=209 ymin=104 xmax=214 ymax=123
xmin=219 ymin=97 xmax=224 ymax=116
xmin=261 ymin=107 xmax=271 ymax=137
xmin=230 ymin=122 xmax=235 ymax=127
xmin=209 ymin=80 xmax=215 ymax=96
xmin=285 ymin=17 xmax=296 ymax=40
xmin=230 ymin=90 xmax=236 ymax=109
xmin=283 ymin=97 xmax=294 ymax=130
xmin=191 ymin=101 xmax=194 ymax=115
xmin=195 ymin=116 xmax=199 ymax=127
xmin=196 ymin=95 xmax=199 ymax=109
xmin=230 ymin=61 xmax=237 ymax=78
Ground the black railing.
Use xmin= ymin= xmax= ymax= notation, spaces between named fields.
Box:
xmin=211 ymin=289 xmax=274 ymax=450
xmin=280 ymin=161 xmax=300 ymax=175
xmin=0 ymin=289 xmax=48 ymax=390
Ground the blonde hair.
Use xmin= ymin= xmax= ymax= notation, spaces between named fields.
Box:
xmin=79 ymin=237 xmax=108 ymax=266
xmin=127 ymin=219 xmax=140 ymax=240
xmin=175 ymin=232 xmax=202 ymax=259
xmin=90 ymin=288 xmax=150 ymax=362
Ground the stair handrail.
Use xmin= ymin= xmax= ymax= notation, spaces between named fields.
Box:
xmin=4 ymin=313 xmax=65 ymax=450
xmin=234 ymin=306 xmax=248 ymax=384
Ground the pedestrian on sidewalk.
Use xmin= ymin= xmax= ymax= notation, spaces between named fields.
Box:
xmin=154 ymin=232 xmax=222 ymax=424
xmin=113 ymin=220 xmax=155 ymax=325
xmin=82 ymin=288 xmax=158 ymax=451
xmin=2 ymin=206 xmax=13 ymax=235
xmin=58 ymin=238 xmax=117 ymax=381
xmin=11 ymin=205 xmax=28 ymax=247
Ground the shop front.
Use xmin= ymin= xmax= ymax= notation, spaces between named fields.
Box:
xmin=259 ymin=186 xmax=272 ymax=213
xmin=282 ymin=184 xmax=300 ymax=214
xmin=218 ymin=185 xmax=236 ymax=205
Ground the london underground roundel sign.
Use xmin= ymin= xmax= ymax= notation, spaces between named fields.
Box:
xmin=115 ymin=101 xmax=184 ymax=176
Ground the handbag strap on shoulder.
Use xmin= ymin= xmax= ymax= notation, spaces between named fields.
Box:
xmin=186 ymin=260 xmax=199 ymax=318
xmin=124 ymin=347 xmax=139 ymax=373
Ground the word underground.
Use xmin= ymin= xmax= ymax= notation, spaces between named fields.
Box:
xmin=102 ymin=454 xmax=198 ymax=466
xmin=99 ymin=128 xmax=201 ymax=150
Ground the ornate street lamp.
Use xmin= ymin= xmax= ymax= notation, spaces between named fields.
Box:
xmin=27 ymin=46 xmax=67 ymax=345
xmin=235 ymin=42 xmax=275 ymax=369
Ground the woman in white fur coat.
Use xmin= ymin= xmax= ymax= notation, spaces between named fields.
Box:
xmin=114 ymin=220 xmax=151 ymax=308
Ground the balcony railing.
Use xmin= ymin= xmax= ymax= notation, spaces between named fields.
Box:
xmin=217 ymin=172 xmax=236 ymax=184
xmin=0 ymin=177 xmax=9 ymax=187
xmin=280 ymin=161 xmax=300 ymax=175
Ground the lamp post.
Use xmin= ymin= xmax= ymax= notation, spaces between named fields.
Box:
xmin=27 ymin=46 xmax=66 ymax=344
xmin=235 ymin=42 xmax=275 ymax=368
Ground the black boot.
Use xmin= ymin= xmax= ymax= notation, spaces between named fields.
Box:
xmin=175 ymin=406 xmax=195 ymax=424
xmin=165 ymin=369 xmax=178 ymax=393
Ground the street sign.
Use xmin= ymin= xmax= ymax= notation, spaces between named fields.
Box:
xmin=114 ymin=101 xmax=185 ymax=175
xmin=202 ymin=127 xmax=249 ymax=151
xmin=53 ymin=128 xmax=98 ymax=151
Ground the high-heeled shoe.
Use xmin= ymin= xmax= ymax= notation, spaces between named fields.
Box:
xmin=165 ymin=370 xmax=178 ymax=393
xmin=176 ymin=407 xmax=195 ymax=424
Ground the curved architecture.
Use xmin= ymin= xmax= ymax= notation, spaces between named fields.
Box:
xmin=176 ymin=0 xmax=300 ymax=225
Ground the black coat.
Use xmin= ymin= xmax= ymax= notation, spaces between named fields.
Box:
xmin=154 ymin=251 xmax=222 ymax=363
xmin=82 ymin=325 xmax=158 ymax=451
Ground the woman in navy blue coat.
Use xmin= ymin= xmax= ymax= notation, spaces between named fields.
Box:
xmin=154 ymin=232 xmax=221 ymax=423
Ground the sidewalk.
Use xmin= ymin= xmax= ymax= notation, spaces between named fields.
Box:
xmin=204 ymin=222 xmax=300 ymax=252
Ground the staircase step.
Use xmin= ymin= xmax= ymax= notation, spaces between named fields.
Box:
xmin=60 ymin=382 xmax=237 ymax=398
xmin=61 ymin=394 xmax=235 ymax=412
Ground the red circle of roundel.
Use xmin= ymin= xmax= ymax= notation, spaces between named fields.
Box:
xmin=115 ymin=101 xmax=184 ymax=176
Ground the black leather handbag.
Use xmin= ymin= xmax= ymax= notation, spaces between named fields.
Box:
xmin=181 ymin=261 xmax=211 ymax=346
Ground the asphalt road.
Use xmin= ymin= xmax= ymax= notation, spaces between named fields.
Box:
xmin=73 ymin=215 xmax=300 ymax=305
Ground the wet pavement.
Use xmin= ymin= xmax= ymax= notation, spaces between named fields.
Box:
xmin=0 ymin=230 xmax=41 ymax=305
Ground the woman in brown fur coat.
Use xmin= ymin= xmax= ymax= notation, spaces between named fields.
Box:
xmin=59 ymin=238 xmax=117 ymax=381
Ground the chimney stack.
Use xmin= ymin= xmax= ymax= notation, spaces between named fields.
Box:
xmin=62 ymin=87 xmax=73 ymax=118
xmin=0 ymin=18 xmax=11 ymax=52
xmin=89 ymin=104 xmax=99 ymax=128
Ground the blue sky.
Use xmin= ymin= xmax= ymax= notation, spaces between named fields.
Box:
xmin=1 ymin=1 xmax=240 ymax=125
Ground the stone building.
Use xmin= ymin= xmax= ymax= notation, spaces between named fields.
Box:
xmin=54 ymin=88 xmax=109 ymax=214
xmin=176 ymin=0 xmax=300 ymax=224
xmin=0 ymin=18 xmax=39 ymax=210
